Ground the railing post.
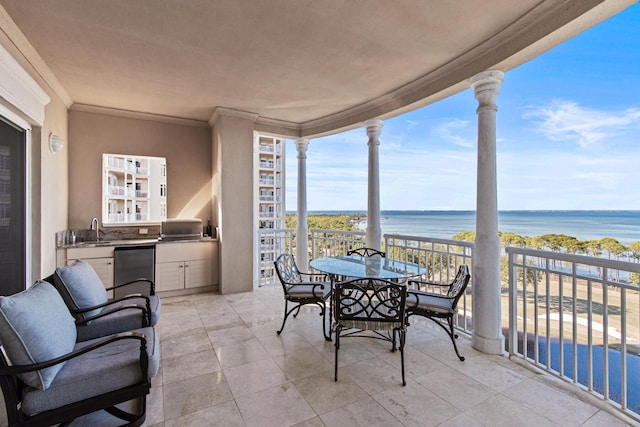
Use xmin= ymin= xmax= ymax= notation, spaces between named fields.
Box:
xmin=508 ymin=248 xmax=516 ymax=356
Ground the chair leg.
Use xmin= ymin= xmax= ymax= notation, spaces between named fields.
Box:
xmin=277 ymin=299 xmax=299 ymax=335
xmin=399 ymin=328 xmax=406 ymax=386
xmin=446 ymin=316 xmax=465 ymax=361
xmin=334 ymin=326 xmax=341 ymax=381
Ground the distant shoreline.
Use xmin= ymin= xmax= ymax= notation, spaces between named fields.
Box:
xmin=288 ymin=209 xmax=640 ymax=214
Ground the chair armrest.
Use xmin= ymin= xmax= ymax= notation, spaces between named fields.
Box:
xmin=105 ymin=278 xmax=156 ymax=296
xmin=299 ymin=272 xmax=328 ymax=282
xmin=408 ymin=289 xmax=453 ymax=301
xmin=70 ymin=294 xmax=151 ymax=315
xmin=76 ymin=303 xmax=150 ymax=326
xmin=408 ymin=280 xmax=453 ymax=292
xmin=0 ymin=332 xmax=148 ymax=376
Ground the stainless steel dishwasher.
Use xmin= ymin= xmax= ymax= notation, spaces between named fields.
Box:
xmin=114 ymin=245 xmax=156 ymax=298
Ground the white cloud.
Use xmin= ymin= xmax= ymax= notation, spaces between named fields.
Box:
xmin=524 ymin=100 xmax=640 ymax=148
xmin=430 ymin=118 xmax=474 ymax=148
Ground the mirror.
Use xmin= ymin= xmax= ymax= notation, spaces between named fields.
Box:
xmin=102 ymin=154 xmax=167 ymax=225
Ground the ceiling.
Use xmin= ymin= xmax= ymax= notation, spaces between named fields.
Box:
xmin=0 ymin=0 xmax=634 ymax=136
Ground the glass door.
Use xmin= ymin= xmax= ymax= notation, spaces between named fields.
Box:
xmin=0 ymin=117 xmax=26 ymax=295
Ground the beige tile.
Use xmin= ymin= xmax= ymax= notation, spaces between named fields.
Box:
xmin=582 ymin=410 xmax=637 ymax=426
xmin=214 ymin=337 xmax=270 ymax=369
xmin=236 ymin=382 xmax=316 ymax=427
xmin=319 ymin=396 xmax=404 ymax=427
xmin=374 ymin=381 xmax=460 ymax=427
xmin=207 ymin=324 xmax=256 ymax=349
xmin=292 ymin=417 xmax=327 ymax=427
xmin=294 ymin=371 xmax=369 ymax=415
xmin=144 ymin=385 xmax=165 ymax=425
xmin=503 ymin=378 xmax=600 ymax=426
xmin=466 ymin=394 xmax=560 ymax=427
xmin=436 ymin=412 xmax=485 ymax=427
xmin=164 ymin=400 xmax=244 ymax=427
xmin=337 ymin=355 xmax=405 ymax=395
xmin=443 ymin=354 xmax=527 ymax=392
xmin=224 ymin=358 xmax=288 ymax=398
xmin=414 ymin=364 xmax=497 ymax=410
xmin=162 ymin=371 xmax=233 ymax=421
xmin=257 ymin=328 xmax=315 ymax=357
xmin=160 ymin=327 xmax=212 ymax=359
xmin=273 ymin=347 xmax=334 ymax=381
xmin=162 ymin=348 xmax=221 ymax=384
xmin=377 ymin=344 xmax=449 ymax=378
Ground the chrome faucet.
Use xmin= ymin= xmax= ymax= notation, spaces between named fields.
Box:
xmin=90 ymin=217 xmax=99 ymax=241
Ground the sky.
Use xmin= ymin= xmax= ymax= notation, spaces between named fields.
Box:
xmin=285 ymin=3 xmax=640 ymax=212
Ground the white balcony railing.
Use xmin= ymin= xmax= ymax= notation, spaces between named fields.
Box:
xmin=255 ymin=227 xmax=640 ymax=422
xmin=310 ymin=229 xmax=367 ymax=258
xmin=384 ymin=234 xmax=474 ymax=334
xmin=506 ymin=246 xmax=640 ymax=421
xmin=257 ymin=228 xmax=295 ymax=287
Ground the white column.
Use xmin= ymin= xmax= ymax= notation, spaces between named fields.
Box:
xmin=364 ymin=119 xmax=383 ymax=251
xmin=295 ymin=138 xmax=310 ymax=272
xmin=470 ymin=70 xmax=505 ymax=355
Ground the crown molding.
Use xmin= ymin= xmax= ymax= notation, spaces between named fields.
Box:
xmin=0 ymin=40 xmax=50 ymax=126
xmin=70 ymin=103 xmax=210 ymax=128
xmin=208 ymin=107 xmax=260 ymax=127
xmin=254 ymin=116 xmax=300 ymax=138
xmin=0 ymin=5 xmax=72 ymax=109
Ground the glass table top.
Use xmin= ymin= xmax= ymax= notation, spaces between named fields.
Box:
xmin=309 ymin=255 xmax=426 ymax=280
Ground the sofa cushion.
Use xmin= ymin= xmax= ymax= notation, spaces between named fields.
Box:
xmin=21 ymin=326 xmax=160 ymax=416
xmin=0 ymin=281 xmax=77 ymax=390
xmin=54 ymin=259 xmax=108 ymax=320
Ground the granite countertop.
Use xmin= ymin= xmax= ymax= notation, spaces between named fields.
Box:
xmin=61 ymin=237 xmax=216 ymax=249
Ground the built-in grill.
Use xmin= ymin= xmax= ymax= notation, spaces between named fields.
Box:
xmin=160 ymin=219 xmax=203 ymax=241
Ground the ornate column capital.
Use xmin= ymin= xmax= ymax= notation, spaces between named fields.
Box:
xmin=295 ymin=137 xmax=309 ymax=159
xmin=470 ymin=70 xmax=504 ymax=112
xmin=364 ymin=119 xmax=383 ymax=146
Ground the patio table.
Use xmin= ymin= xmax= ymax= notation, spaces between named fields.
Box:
xmin=309 ymin=255 xmax=426 ymax=340
xmin=309 ymin=255 xmax=426 ymax=281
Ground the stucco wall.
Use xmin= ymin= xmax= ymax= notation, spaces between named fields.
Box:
xmin=68 ymin=110 xmax=212 ymax=230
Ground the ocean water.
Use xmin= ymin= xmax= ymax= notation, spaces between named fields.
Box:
xmin=308 ymin=210 xmax=640 ymax=246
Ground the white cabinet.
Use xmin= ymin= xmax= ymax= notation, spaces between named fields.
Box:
xmin=66 ymin=247 xmax=115 ymax=298
xmin=155 ymin=242 xmax=213 ymax=292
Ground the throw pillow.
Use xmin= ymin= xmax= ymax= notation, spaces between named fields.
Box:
xmin=0 ymin=281 xmax=77 ymax=389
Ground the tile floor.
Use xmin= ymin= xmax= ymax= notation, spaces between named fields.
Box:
xmin=66 ymin=287 xmax=635 ymax=427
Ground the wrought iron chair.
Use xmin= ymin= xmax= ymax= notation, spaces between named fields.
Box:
xmin=406 ymin=264 xmax=470 ymax=361
xmin=274 ymin=253 xmax=332 ymax=341
xmin=333 ymin=278 xmax=407 ymax=385
xmin=0 ymin=280 xmax=159 ymax=427
xmin=46 ymin=259 xmax=161 ymax=342
xmin=346 ymin=247 xmax=386 ymax=257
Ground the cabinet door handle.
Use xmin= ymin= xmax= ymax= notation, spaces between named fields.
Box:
xmin=179 ymin=265 xmax=183 ymax=268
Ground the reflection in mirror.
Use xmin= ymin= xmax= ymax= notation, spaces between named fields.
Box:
xmin=102 ymin=154 xmax=167 ymax=224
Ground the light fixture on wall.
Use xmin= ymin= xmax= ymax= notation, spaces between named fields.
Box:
xmin=48 ymin=133 xmax=64 ymax=153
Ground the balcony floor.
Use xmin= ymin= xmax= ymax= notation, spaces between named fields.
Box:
xmin=69 ymin=287 xmax=632 ymax=426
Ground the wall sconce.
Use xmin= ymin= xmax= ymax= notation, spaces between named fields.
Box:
xmin=49 ymin=133 xmax=64 ymax=153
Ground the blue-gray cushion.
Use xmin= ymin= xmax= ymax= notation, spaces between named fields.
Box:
xmin=0 ymin=281 xmax=77 ymax=390
xmin=75 ymin=295 xmax=162 ymax=342
xmin=54 ymin=259 xmax=108 ymax=320
xmin=21 ymin=326 xmax=160 ymax=416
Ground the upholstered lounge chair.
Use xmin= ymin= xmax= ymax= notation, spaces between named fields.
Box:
xmin=0 ymin=281 xmax=159 ymax=427
xmin=47 ymin=259 xmax=161 ymax=341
